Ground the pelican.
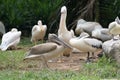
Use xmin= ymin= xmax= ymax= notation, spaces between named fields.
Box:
xmin=24 ymin=34 xmax=73 ymax=68
xmin=31 ymin=20 xmax=47 ymax=45
xmin=69 ymin=32 xmax=102 ymax=62
xmin=92 ymin=28 xmax=113 ymax=42
xmin=0 ymin=21 xmax=5 ymax=35
xmin=58 ymin=6 xmax=75 ymax=57
xmin=108 ymin=17 xmax=120 ymax=40
xmin=0 ymin=28 xmax=21 ymax=51
xmin=75 ymin=19 xmax=102 ymax=35
xmin=102 ymin=39 xmax=120 ymax=64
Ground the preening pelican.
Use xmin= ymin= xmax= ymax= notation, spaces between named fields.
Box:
xmin=58 ymin=6 xmax=75 ymax=57
xmin=92 ymin=28 xmax=113 ymax=42
xmin=0 ymin=28 xmax=21 ymax=51
xmin=24 ymin=34 xmax=73 ymax=68
xmin=102 ymin=39 xmax=120 ymax=64
xmin=75 ymin=19 xmax=102 ymax=35
xmin=69 ymin=32 xmax=102 ymax=62
xmin=108 ymin=17 xmax=120 ymax=40
xmin=0 ymin=21 xmax=5 ymax=35
xmin=31 ymin=20 xmax=47 ymax=45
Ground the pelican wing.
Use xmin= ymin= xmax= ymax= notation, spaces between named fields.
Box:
xmin=0 ymin=31 xmax=21 ymax=51
xmin=27 ymin=43 xmax=57 ymax=55
xmin=84 ymin=38 xmax=102 ymax=48
xmin=101 ymin=29 xmax=109 ymax=35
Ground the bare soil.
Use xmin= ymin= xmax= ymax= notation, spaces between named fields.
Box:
xmin=47 ymin=52 xmax=100 ymax=71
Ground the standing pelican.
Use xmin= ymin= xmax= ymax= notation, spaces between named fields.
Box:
xmin=108 ymin=17 xmax=120 ymax=40
xmin=75 ymin=19 xmax=102 ymax=35
xmin=69 ymin=32 xmax=102 ymax=62
xmin=24 ymin=34 xmax=73 ymax=68
xmin=31 ymin=20 xmax=47 ymax=45
xmin=58 ymin=6 xmax=74 ymax=58
xmin=92 ymin=28 xmax=113 ymax=42
xmin=0 ymin=28 xmax=21 ymax=51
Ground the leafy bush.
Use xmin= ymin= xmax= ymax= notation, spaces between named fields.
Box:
xmin=0 ymin=0 xmax=63 ymax=32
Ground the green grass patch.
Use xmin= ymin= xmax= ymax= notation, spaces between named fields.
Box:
xmin=0 ymin=37 xmax=119 ymax=80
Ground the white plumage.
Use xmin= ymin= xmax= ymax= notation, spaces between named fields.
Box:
xmin=75 ymin=19 xmax=102 ymax=35
xmin=31 ymin=20 xmax=47 ymax=44
xmin=92 ymin=28 xmax=113 ymax=41
xmin=108 ymin=17 xmax=120 ymax=37
xmin=58 ymin=6 xmax=74 ymax=57
xmin=0 ymin=28 xmax=21 ymax=51
xmin=69 ymin=32 xmax=102 ymax=62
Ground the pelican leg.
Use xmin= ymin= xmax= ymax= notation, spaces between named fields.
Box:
xmin=89 ymin=52 xmax=95 ymax=59
xmin=41 ymin=55 xmax=49 ymax=69
xmin=57 ymin=53 xmax=64 ymax=63
xmin=86 ymin=52 xmax=91 ymax=63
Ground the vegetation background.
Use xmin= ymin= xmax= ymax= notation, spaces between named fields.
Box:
xmin=0 ymin=0 xmax=120 ymax=37
xmin=0 ymin=0 xmax=120 ymax=79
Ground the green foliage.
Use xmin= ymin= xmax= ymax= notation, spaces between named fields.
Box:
xmin=0 ymin=0 xmax=63 ymax=31
xmin=80 ymin=56 xmax=119 ymax=79
xmin=99 ymin=0 xmax=120 ymax=27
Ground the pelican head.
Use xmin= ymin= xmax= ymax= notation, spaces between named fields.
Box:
xmin=115 ymin=16 xmax=120 ymax=24
xmin=79 ymin=32 xmax=90 ymax=38
xmin=77 ymin=19 xmax=86 ymax=24
xmin=37 ymin=20 xmax=42 ymax=26
xmin=48 ymin=34 xmax=72 ymax=49
xmin=11 ymin=28 xmax=18 ymax=32
xmin=108 ymin=21 xmax=117 ymax=32
xmin=61 ymin=6 xmax=67 ymax=14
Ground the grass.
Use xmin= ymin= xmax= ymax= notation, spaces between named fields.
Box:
xmin=0 ymin=37 xmax=120 ymax=80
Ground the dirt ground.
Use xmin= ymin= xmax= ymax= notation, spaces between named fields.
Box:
xmin=23 ymin=51 xmax=101 ymax=71
xmin=47 ymin=51 xmax=100 ymax=71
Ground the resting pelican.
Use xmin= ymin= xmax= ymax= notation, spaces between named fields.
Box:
xmin=92 ymin=28 xmax=113 ymax=42
xmin=69 ymin=32 xmax=102 ymax=62
xmin=75 ymin=19 xmax=102 ymax=35
xmin=0 ymin=28 xmax=21 ymax=51
xmin=102 ymin=39 xmax=120 ymax=64
xmin=108 ymin=17 xmax=120 ymax=40
xmin=31 ymin=20 xmax=47 ymax=45
xmin=58 ymin=6 xmax=75 ymax=58
xmin=24 ymin=34 xmax=73 ymax=68
xmin=0 ymin=21 xmax=5 ymax=35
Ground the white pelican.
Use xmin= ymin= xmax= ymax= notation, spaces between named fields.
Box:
xmin=92 ymin=28 xmax=113 ymax=42
xmin=31 ymin=20 xmax=47 ymax=45
xmin=0 ymin=28 xmax=21 ymax=51
xmin=24 ymin=34 xmax=73 ymax=68
xmin=75 ymin=19 xmax=102 ymax=35
xmin=102 ymin=39 xmax=120 ymax=64
xmin=58 ymin=6 xmax=75 ymax=57
xmin=0 ymin=21 xmax=5 ymax=35
xmin=69 ymin=32 xmax=102 ymax=62
xmin=108 ymin=17 xmax=120 ymax=40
